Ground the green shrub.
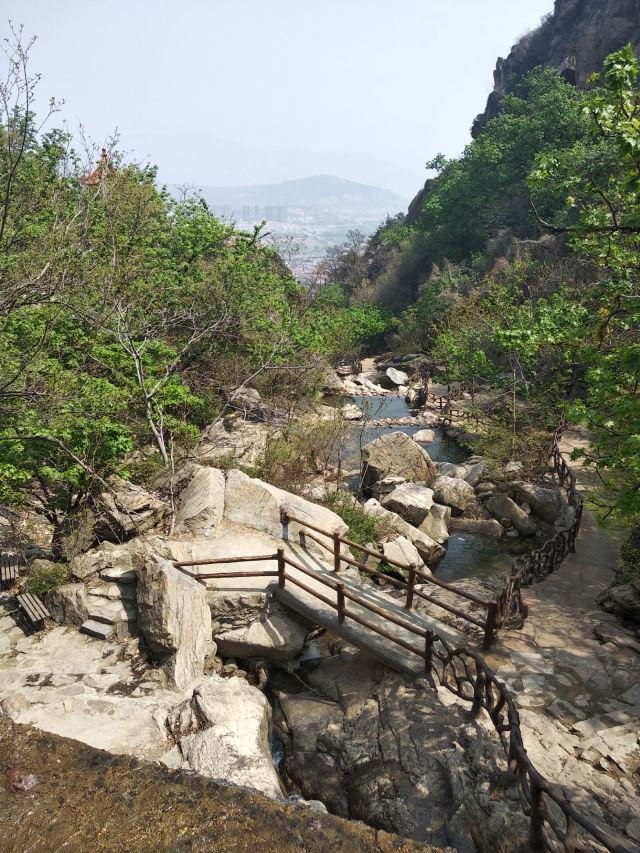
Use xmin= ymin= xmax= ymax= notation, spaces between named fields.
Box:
xmin=324 ymin=491 xmax=379 ymax=545
xmin=259 ymin=418 xmax=347 ymax=494
xmin=620 ymin=516 xmax=640 ymax=582
xmin=26 ymin=562 xmax=70 ymax=597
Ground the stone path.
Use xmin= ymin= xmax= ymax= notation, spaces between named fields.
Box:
xmin=0 ymin=613 xmax=179 ymax=759
xmin=483 ymin=434 xmax=640 ymax=842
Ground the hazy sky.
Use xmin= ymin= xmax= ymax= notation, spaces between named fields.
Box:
xmin=2 ymin=0 xmax=554 ymax=196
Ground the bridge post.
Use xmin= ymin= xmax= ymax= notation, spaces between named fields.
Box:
xmin=337 ymin=581 xmax=345 ymax=623
xmin=277 ymin=547 xmax=286 ymax=589
xmin=405 ymin=566 xmax=416 ymax=610
xmin=528 ymin=780 xmax=546 ymax=853
xmin=424 ymin=629 xmax=434 ymax=676
xmin=482 ymin=601 xmax=498 ymax=649
xmin=333 ymin=532 xmax=341 ymax=572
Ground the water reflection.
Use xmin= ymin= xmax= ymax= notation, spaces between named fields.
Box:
xmin=435 ymin=533 xmax=511 ymax=583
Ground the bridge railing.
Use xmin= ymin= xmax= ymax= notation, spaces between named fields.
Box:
xmin=280 ymin=510 xmax=498 ymax=648
xmin=172 ymin=549 xmax=633 ymax=852
xmin=174 ymin=547 xmax=435 ymax=669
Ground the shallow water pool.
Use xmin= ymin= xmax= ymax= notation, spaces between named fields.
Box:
xmin=328 ymin=394 xmax=510 ymax=581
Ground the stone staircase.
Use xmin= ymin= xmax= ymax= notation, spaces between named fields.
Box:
xmin=79 ymin=580 xmax=137 ymax=641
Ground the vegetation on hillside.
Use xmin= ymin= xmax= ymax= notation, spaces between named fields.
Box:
xmin=321 ymin=47 xmax=640 ymax=520
xmin=0 ymin=29 xmax=390 ymax=546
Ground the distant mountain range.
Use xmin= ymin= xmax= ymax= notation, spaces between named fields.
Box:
xmin=172 ymin=175 xmax=407 ymax=217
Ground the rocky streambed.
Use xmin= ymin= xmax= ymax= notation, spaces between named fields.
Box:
xmin=1 ymin=355 xmax=637 ymax=851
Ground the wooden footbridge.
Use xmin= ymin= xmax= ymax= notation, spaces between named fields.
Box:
xmin=174 ymin=510 xmax=631 ymax=853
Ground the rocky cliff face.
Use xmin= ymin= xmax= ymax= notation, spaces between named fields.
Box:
xmin=473 ymin=0 xmax=640 ymax=136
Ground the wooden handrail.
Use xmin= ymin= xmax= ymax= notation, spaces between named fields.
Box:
xmin=283 ymin=509 xmax=496 ymax=645
xmin=174 ymin=545 xmax=634 ymax=850
xmin=175 ymin=553 xmax=278 ymax=567
xmin=494 ymin=425 xmax=584 ymax=629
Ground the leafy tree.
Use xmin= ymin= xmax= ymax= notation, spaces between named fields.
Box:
xmin=530 ymin=45 xmax=640 ymax=517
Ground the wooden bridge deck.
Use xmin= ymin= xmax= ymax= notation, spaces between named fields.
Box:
xmin=189 ymin=538 xmax=465 ymax=676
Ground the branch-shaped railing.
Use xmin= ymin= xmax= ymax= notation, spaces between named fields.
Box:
xmin=425 ymin=391 xmax=584 ymax=629
xmin=173 ymin=547 xmax=634 ymax=851
xmin=494 ymin=425 xmax=584 ymax=629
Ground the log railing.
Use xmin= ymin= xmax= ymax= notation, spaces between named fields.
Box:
xmin=431 ymin=639 xmax=634 ymax=852
xmin=280 ymin=510 xmax=499 ymax=649
xmin=426 ymin=390 xmax=484 ymax=426
xmin=494 ymin=425 xmax=584 ymax=629
xmin=173 ymin=549 xmax=633 ymax=852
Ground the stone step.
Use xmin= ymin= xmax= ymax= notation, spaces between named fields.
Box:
xmin=88 ymin=612 xmax=114 ymax=626
xmin=88 ymin=598 xmax=137 ymax=625
xmin=79 ymin=619 xmax=115 ymax=641
xmin=87 ymin=581 xmax=137 ymax=602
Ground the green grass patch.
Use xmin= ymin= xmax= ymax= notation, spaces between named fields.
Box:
xmin=26 ymin=562 xmax=70 ymax=597
xmin=324 ymin=491 xmax=379 ymax=545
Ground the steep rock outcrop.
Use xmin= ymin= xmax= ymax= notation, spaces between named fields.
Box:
xmin=473 ymin=0 xmax=640 ymax=135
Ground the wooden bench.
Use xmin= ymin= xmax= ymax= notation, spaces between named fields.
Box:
xmin=0 ymin=553 xmax=22 ymax=588
xmin=16 ymin=593 xmax=50 ymax=630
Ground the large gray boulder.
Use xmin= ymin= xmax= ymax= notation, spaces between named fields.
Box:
xmin=382 ymin=537 xmax=425 ymax=573
xmin=450 ymin=518 xmax=504 ymax=538
xmin=227 ymin=385 xmax=265 ymax=419
xmin=93 ymin=477 xmax=167 ymax=543
xmin=600 ymin=579 xmax=640 ymax=622
xmin=419 ymin=504 xmax=451 ymax=544
xmin=381 ymin=483 xmax=435 ymax=527
xmin=487 ymin=493 xmax=537 ymax=537
xmin=280 ymin=649 xmax=528 ymax=846
xmin=174 ymin=466 xmax=225 ymax=537
xmin=435 ymin=462 xmax=468 ymax=479
xmin=361 ymin=432 xmax=436 ymax=493
xmin=224 ymin=469 xmax=348 ymax=557
xmin=464 ymin=461 xmax=492 ymax=488
xmin=215 ymin=604 xmax=309 ymax=662
xmin=161 ymin=674 xmax=284 ymax=800
xmin=199 ymin=416 xmax=272 ymax=467
xmin=137 ymin=556 xmax=213 ymax=689
xmin=363 ymin=499 xmax=445 ymax=564
xmin=69 ymin=541 xmax=142 ymax=581
xmin=341 ymin=403 xmax=364 ymax=421
xmin=511 ymin=481 xmax=566 ymax=524
xmin=386 ymin=367 xmax=409 ymax=386
xmin=45 ymin=583 xmax=90 ymax=625
xmin=431 ymin=476 xmax=476 ymax=516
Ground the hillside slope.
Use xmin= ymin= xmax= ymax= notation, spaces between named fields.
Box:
xmin=189 ymin=175 xmax=407 ymax=212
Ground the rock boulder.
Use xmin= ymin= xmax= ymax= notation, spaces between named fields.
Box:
xmin=174 ymin=466 xmax=225 ymax=538
xmin=215 ymin=603 xmax=309 ymax=661
xmin=361 ymin=432 xmax=436 ymax=493
xmin=381 ymin=483 xmax=435 ymax=527
xmin=161 ymin=674 xmax=284 ymax=800
xmin=431 ymin=476 xmax=476 ymax=516
xmin=386 ymin=367 xmax=409 ymax=386
xmin=511 ymin=481 xmax=566 ymax=524
xmin=413 ymin=428 xmax=435 ymax=443
xmin=487 ymin=494 xmax=537 ymax=537
xmin=45 ymin=583 xmax=91 ymax=625
xmin=93 ymin=477 xmax=167 ymax=543
xmin=419 ymin=504 xmax=451 ymax=544
xmin=363 ymin=499 xmax=445 ymax=565
xmin=224 ymin=469 xmax=348 ymax=557
xmin=137 ymin=556 xmax=213 ymax=689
